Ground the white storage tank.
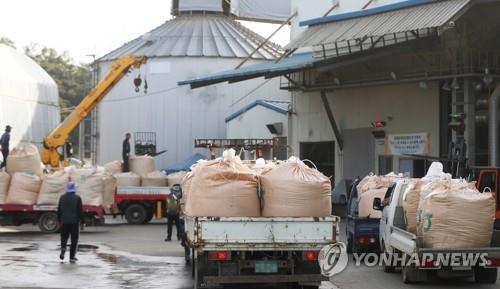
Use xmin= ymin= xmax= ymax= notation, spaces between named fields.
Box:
xmin=97 ymin=13 xmax=290 ymax=169
xmin=0 ymin=44 xmax=60 ymax=148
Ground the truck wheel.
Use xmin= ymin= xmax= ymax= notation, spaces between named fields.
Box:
xmin=124 ymin=204 xmax=147 ymax=224
xmin=194 ymin=253 xmax=205 ymax=289
xmin=38 ymin=212 xmax=59 ymax=233
xmin=474 ymin=267 xmax=498 ymax=284
xmin=383 ymin=264 xmax=396 ymax=273
xmin=402 ymin=266 xmax=414 ymax=284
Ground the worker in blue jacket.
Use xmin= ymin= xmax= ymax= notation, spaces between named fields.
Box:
xmin=57 ymin=182 xmax=84 ymax=263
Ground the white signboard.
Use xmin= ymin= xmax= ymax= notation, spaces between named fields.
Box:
xmin=179 ymin=0 xmax=222 ymax=12
xmin=385 ymin=133 xmax=430 ymax=156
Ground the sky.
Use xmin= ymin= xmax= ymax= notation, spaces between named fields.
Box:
xmin=0 ymin=0 xmax=290 ymax=64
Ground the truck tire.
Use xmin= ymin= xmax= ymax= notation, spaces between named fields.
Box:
xmin=347 ymin=237 xmax=353 ymax=254
xmin=402 ymin=266 xmax=415 ymax=284
xmin=38 ymin=212 xmax=60 ymax=233
xmin=124 ymin=204 xmax=147 ymax=224
xmin=474 ymin=267 xmax=497 ymax=284
xmin=194 ymin=253 xmax=205 ymax=289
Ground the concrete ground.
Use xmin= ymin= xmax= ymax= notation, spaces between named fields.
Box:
xmin=0 ymin=217 xmax=498 ymax=289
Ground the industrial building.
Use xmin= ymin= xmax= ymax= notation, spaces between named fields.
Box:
xmin=0 ymin=44 xmax=60 ymax=149
xmin=94 ymin=2 xmax=290 ymax=169
xmin=181 ymin=0 xmax=500 ymax=186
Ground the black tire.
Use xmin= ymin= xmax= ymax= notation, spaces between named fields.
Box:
xmin=194 ymin=253 xmax=205 ymax=289
xmin=38 ymin=212 xmax=59 ymax=233
xmin=474 ymin=267 xmax=498 ymax=284
xmin=383 ymin=264 xmax=396 ymax=273
xmin=402 ymin=266 xmax=414 ymax=284
xmin=124 ymin=204 xmax=147 ymax=224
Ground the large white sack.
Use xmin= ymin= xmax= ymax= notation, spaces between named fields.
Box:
xmin=104 ymin=160 xmax=122 ymax=175
xmin=115 ymin=172 xmax=141 ymax=187
xmin=166 ymin=171 xmax=188 ymax=186
xmin=129 ymin=155 xmax=155 ymax=177
xmin=37 ymin=171 xmax=69 ymax=205
xmin=186 ymin=149 xmax=260 ymax=217
xmin=261 ymin=157 xmax=331 ymax=217
xmin=142 ymin=171 xmax=168 ymax=187
xmin=102 ymin=174 xmax=116 ymax=209
xmin=402 ymin=180 xmax=428 ymax=234
xmin=6 ymin=173 xmax=42 ymax=205
xmin=420 ymin=182 xmax=495 ymax=248
xmin=6 ymin=143 xmax=44 ymax=176
xmin=75 ymin=173 xmax=104 ymax=207
xmin=0 ymin=172 xmax=10 ymax=204
xmin=358 ymin=187 xmax=387 ymax=218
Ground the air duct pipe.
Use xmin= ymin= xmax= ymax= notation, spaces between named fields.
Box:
xmin=489 ymin=84 xmax=500 ymax=167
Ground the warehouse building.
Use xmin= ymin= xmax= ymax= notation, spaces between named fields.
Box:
xmin=0 ymin=44 xmax=60 ymax=149
xmin=95 ymin=1 xmax=290 ymax=169
xmin=181 ymin=0 xmax=500 ymax=186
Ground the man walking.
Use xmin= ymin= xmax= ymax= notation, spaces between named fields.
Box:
xmin=57 ymin=182 xmax=84 ymax=263
xmin=122 ymin=133 xmax=131 ymax=172
xmin=0 ymin=125 xmax=11 ymax=169
xmin=165 ymin=193 xmax=181 ymax=241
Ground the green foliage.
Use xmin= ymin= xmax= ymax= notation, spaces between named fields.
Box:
xmin=24 ymin=44 xmax=91 ymax=116
xmin=0 ymin=37 xmax=16 ymax=48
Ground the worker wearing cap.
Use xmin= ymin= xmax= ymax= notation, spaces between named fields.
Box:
xmin=0 ymin=125 xmax=11 ymax=169
xmin=122 ymin=133 xmax=131 ymax=172
xmin=57 ymin=182 xmax=84 ymax=263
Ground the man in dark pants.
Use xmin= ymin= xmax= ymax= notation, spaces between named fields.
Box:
xmin=122 ymin=133 xmax=131 ymax=172
xmin=165 ymin=193 xmax=181 ymax=241
xmin=0 ymin=125 xmax=11 ymax=169
xmin=57 ymin=182 xmax=84 ymax=263
xmin=178 ymin=216 xmax=190 ymax=264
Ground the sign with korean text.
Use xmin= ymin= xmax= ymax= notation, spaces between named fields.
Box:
xmin=385 ymin=133 xmax=430 ymax=156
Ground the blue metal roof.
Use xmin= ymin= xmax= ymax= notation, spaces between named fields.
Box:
xmin=300 ymin=0 xmax=435 ymax=27
xmin=225 ymin=100 xmax=290 ymax=123
xmin=178 ymin=52 xmax=315 ymax=88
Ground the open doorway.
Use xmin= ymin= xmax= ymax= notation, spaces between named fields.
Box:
xmin=300 ymin=141 xmax=335 ymax=183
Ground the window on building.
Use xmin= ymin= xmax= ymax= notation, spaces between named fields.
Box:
xmin=378 ymin=156 xmax=393 ymax=175
xmin=300 ymin=141 xmax=335 ymax=183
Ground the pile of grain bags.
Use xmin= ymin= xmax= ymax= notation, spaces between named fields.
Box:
xmin=357 ymin=173 xmax=403 ymax=218
xmin=0 ymin=172 xmax=10 ymax=204
xmin=260 ymin=157 xmax=331 ymax=217
xmin=130 ymin=155 xmax=155 ymax=177
xmin=104 ymin=160 xmax=122 ymax=175
xmin=185 ymin=149 xmax=260 ymax=217
xmin=6 ymin=143 xmax=43 ymax=176
xmin=102 ymin=174 xmax=116 ymax=209
xmin=115 ymin=172 xmax=141 ymax=187
xmin=403 ymin=162 xmax=452 ymax=233
xmin=37 ymin=170 xmax=69 ymax=205
xmin=166 ymin=171 xmax=188 ymax=186
xmin=142 ymin=171 xmax=168 ymax=187
xmin=419 ymin=180 xmax=495 ymax=248
xmin=70 ymin=167 xmax=104 ymax=207
xmin=5 ymin=173 xmax=42 ymax=205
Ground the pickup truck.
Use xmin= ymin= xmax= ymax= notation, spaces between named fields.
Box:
xmin=186 ymin=216 xmax=339 ymax=289
xmin=345 ymin=179 xmax=382 ymax=253
xmin=374 ymin=179 xmax=500 ymax=284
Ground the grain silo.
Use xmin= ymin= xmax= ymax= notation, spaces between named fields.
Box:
xmin=0 ymin=44 xmax=60 ymax=149
xmin=96 ymin=7 xmax=290 ymax=169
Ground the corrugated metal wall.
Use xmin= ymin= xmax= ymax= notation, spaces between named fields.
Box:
xmin=97 ymin=56 xmax=289 ymax=169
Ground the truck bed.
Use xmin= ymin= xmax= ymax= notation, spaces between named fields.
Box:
xmin=390 ymin=226 xmax=500 ymax=257
xmin=187 ymin=216 xmax=339 ymax=251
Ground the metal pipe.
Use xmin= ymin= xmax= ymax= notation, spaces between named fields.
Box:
xmin=489 ymin=84 xmax=500 ymax=166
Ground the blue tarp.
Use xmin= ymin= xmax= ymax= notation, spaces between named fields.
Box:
xmin=162 ymin=153 xmax=206 ymax=174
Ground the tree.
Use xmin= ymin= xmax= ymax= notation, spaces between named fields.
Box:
xmin=0 ymin=37 xmax=16 ymax=49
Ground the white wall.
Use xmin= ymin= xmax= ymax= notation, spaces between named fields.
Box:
xmin=226 ymin=105 xmax=288 ymax=139
xmin=290 ymin=82 xmax=440 ymax=183
xmin=97 ymin=56 xmax=290 ymax=169
xmin=291 ymin=0 xmax=406 ymax=38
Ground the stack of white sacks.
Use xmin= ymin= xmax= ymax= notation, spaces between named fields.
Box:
xmin=403 ymin=162 xmax=495 ymax=248
xmin=356 ymin=172 xmax=404 ymax=218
